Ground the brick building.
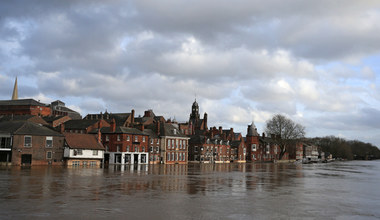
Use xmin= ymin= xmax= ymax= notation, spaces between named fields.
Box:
xmin=159 ymin=123 xmax=189 ymax=164
xmin=100 ymin=119 xmax=149 ymax=165
xmin=0 ymin=121 xmax=65 ymax=166
xmin=0 ymin=99 xmax=52 ymax=117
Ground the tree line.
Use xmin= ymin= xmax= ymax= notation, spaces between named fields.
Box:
xmin=265 ymin=114 xmax=380 ymax=160
xmin=310 ymin=136 xmax=380 ymax=160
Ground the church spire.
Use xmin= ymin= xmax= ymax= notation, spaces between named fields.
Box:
xmin=12 ymin=77 xmax=18 ymax=100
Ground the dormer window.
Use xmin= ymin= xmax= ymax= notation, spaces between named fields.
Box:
xmin=173 ymin=129 xmax=177 ymax=135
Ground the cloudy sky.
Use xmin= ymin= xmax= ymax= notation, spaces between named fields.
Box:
xmin=1 ymin=1 xmax=380 ymax=147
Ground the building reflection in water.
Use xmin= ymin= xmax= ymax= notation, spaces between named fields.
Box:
xmin=2 ymin=163 xmax=305 ymax=204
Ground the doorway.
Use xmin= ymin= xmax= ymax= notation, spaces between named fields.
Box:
xmin=133 ymin=154 xmax=139 ymax=164
xmin=21 ymin=154 xmax=32 ymax=165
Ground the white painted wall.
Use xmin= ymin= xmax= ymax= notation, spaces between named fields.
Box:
xmin=64 ymin=147 xmax=104 ymax=159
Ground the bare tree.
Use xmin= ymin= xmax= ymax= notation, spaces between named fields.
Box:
xmin=265 ymin=114 xmax=305 ymax=159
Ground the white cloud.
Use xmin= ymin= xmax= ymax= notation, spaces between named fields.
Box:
xmin=1 ymin=0 xmax=380 ymax=147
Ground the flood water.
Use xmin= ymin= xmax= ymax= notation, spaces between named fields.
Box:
xmin=0 ymin=160 xmax=379 ymax=219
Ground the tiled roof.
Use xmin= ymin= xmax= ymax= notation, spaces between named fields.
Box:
xmin=161 ymin=123 xmax=188 ymax=138
xmin=0 ymin=115 xmax=36 ymax=122
xmin=0 ymin=121 xmax=62 ymax=136
xmin=0 ymin=99 xmax=48 ymax=106
xmin=64 ymin=119 xmax=98 ymax=130
xmin=42 ymin=115 xmax=65 ymax=123
xmin=64 ymin=133 xmax=104 ymax=150
xmin=100 ymin=126 xmax=147 ymax=135
xmin=142 ymin=129 xmax=158 ymax=138
xmin=0 ymin=121 xmax=26 ymax=133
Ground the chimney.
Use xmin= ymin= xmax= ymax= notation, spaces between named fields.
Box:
xmin=247 ymin=125 xmax=251 ymax=136
xmin=144 ymin=110 xmax=151 ymax=117
xmin=271 ymin=134 xmax=275 ymax=139
xmin=262 ymin=132 xmax=265 ymax=138
xmin=140 ymin=124 xmax=144 ymax=132
xmin=156 ymin=121 xmax=160 ymax=136
xmin=60 ymin=123 xmax=65 ymax=134
xmin=204 ymin=112 xmax=208 ymax=129
xmin=223 ymin=133 xmax=226 ymax=140
xmin=97 ymin=127 xmax=102 ymax=143
xmin=131 ymin=109 xmax=135 ymax=124
xmin=219 ymin=126 xmax=222 ymax=134
xmin=111 ymin=118 xmax=116 ymax=132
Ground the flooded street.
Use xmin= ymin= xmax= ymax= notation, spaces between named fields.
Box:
xmin=1 ymin=161 xmax=379 ymax=219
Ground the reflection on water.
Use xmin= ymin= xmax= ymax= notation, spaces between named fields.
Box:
xmin=0 ymin=161 xmax=379 ymax=219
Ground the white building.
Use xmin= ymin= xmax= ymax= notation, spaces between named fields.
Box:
xmin=64 ymin=133 xmax=105 ymax=167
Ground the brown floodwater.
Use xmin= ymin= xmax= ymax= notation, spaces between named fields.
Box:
xmin=0 ymin=161 xmax=379 ymax=219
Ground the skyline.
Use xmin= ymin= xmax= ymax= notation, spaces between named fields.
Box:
xmin=0 ymin=1 xmax=380 ymax=147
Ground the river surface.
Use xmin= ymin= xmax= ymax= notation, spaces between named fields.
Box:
xmin=0 ymin=160 xmax=379 ymax=219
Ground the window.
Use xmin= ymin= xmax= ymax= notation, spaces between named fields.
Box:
xmin=46 ymin=151 xmax=52 ymax=159
xmin=176 ymin=139 xmax=178 ymax=148
xmin=93 ymin=150 xmax=98 ymax=156
xmin=172 ymin=152 xmax=175 ymax=161
xmin=116 ymin=145 xmax=120 ymax=152
xmin=143 ymin=137 xmax=146 ymax=142
xmin=127 ymin=135 xmax=130 ymax=141
xmin=77 ymin=149 xmax=83 ymax=155
xmin=179 ymin=153 xmax=182 ymax=161
xmin=46 ymin=137 xmax=53 ymax=148
xmin=135 ymin=146 xmax=138 ymax=152
xmin=106 ymin=146 xmax=109 ymax=152
xmin=142 ymin=147 xmax=145 ymax=152
xmin=151 ymin=139 xmax=153 ymax=144
xmin=183 ymin=153 xmax=186 ymax=161
xmin=150 ymin=147 xmax=153 ymax=152
xmin=126 ymin=146 xmax=130 ymax=152
xmin=156 ymin=139 xmax=159 ymax=144
xmin=171 ymin=140 xmax=174 ymax=149
xmin=24 ymin=136 xmax=32 ymax=147
xmin=195 ymin=146 xmax=198 ymax=152
xmin=134 ymin=136 xmax=138 ymax=142
xmin=156 ymin=147 xmax=159 ymax=152
xmin=72 ymin=161 xmax=80 ymax=166
xmin=106 ymin=135 xmax=109 ymax=141
xmin=252 ymin=144 xmax=257 ymax=152
xmin=83 ymin=161 xmax=88 ymax=166
xmin=90 ymin=161 xmax=97 ymax=166
xmin=117 ymin=135 xmax=120 ymax=141
xmin=168 ymin=139 xmax=171 ymax=147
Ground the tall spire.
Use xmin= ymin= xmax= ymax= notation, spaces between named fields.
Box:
xmin=12 ymin=77 xmax=18 ymax=100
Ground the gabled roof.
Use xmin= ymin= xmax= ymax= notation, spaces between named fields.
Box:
xmin=84 ymin=113 xmax=131 ymax=126
xmin=64 ymin=133 xmax=104 ymax=150
xmin=100 ymin=126 xmax=147 ymax=135
xmin=0 ymin=114 xmax=36 ymax=122
xmin=0 ymin=121 xmax=62 ymax=136
xmin=64 ymin=119 xmax=98 ymax=130
xmin=0 ymin=99 xmax=48 ymax=106
xmin=42 ymin=115 xmax=66 ymax=123
xmin=142 ymin=128 xmax=158 ymax=138
xmin=161 ymin=123 xmax=188 ymax=138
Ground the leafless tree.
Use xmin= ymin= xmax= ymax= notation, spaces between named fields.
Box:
xmin=265 ymin=114 xmax=305 ymax=159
